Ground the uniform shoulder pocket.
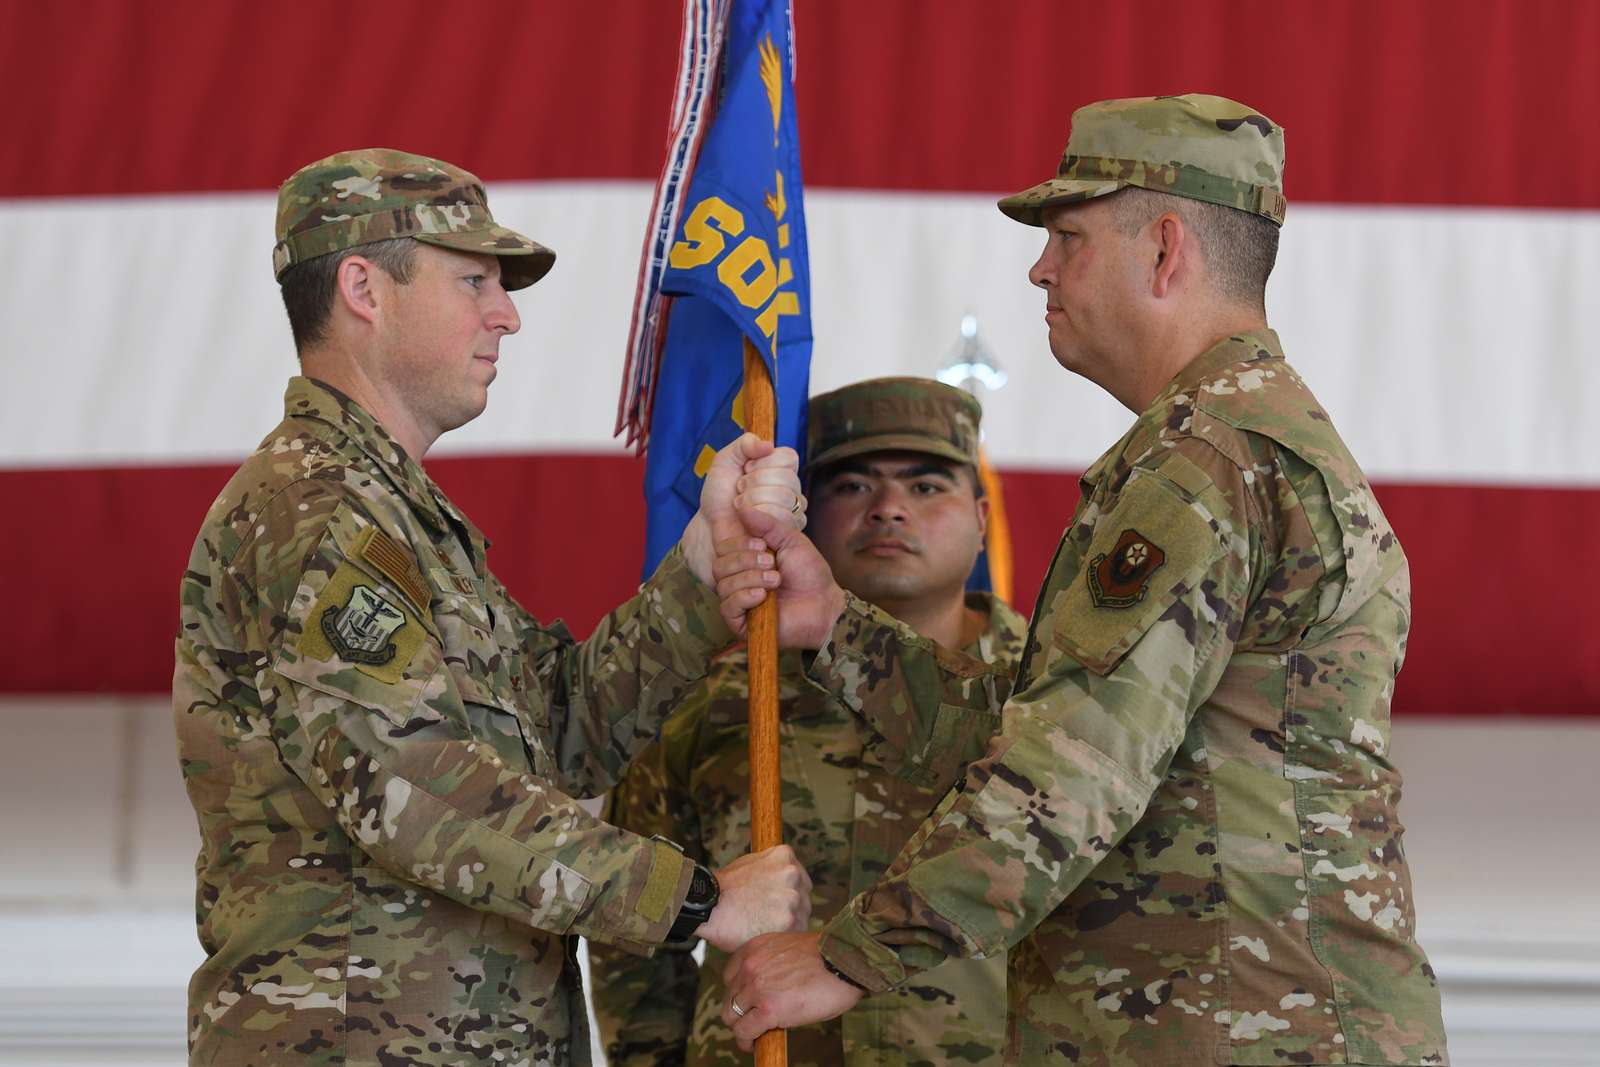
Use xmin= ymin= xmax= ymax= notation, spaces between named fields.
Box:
xmin=1051 ymin=464 xmax=1228 ymax=676
xmin=274 ymin=503 xmax=444 ymax=726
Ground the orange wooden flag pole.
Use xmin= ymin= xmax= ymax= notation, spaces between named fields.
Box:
xmin=741 ymin=337 xmax=787 ymax=1067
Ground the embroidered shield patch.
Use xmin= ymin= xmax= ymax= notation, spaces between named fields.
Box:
xmin=1087 ymin=528 xmax=1166 ymax=609
xmin=321 ymin=584 xmax=407 ymax=664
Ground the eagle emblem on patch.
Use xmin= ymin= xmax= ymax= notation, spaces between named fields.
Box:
xmin=321 ymin=585 xmax=407 ymax=664
xmin=1087 ymin=528 xmax=1166 ymax=608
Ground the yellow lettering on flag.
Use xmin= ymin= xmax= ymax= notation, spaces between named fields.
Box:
xmin=719 ymin=237 xmax=777 ymax=309
xmin=755 ymin=291 xmax=800 ymax=338
xmin=669 ymin=42 xmax=804 ymax=376
xmin=670 ymin=197 xmax=744 ymax=268
xmin=692 ymin=381 xmax=753 ymax=478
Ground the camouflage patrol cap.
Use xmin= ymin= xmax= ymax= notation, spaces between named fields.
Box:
xmin=806 ymin=377 xmax=982 ymax=474
xmin=998 ymin=94 xmax=1286 ymax=227
xmin=272 ymin=148 xmax=555 ymax=290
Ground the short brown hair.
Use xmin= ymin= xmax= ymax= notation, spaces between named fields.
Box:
xmin=1108 ymin=187 xmax=1279 ymax=311
xmin=279 ymin=237 xmax=418 ymax=353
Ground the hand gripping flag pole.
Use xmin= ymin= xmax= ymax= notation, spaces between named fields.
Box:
xmin=742 ymin=338 xmax=785 ymax=1067
xmin=619 ymin=1 xmax=810 ymax=1062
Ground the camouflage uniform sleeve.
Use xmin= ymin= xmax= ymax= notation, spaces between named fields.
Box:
xmin=238 ymin=484 xmax=714 ymax=951
xmin=589 ymin=693 xmax=715 ymax=1067
xmin=811 ymin=447 xmax=1252 ymax=991
xmin=802 ymin=605 xmax=1014 ymax=792
xmin=489 ymin=544 xmax=734 ymax=798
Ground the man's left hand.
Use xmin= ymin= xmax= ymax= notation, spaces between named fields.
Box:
xmin=719 ymin=931 xmax=865 ymax=1050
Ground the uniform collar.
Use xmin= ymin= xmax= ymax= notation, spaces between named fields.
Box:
xmin=1156 ymin=328 xmax=1284 ymax=406
xmin=965 ymin=590 xmax=1026 ymax=661
xmin=283 ymin=377 xmax=490 ymax=554
xmin=1080 ymin=329 xmax=1284 ymax=490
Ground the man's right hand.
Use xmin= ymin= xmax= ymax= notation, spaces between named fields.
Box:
xmin=682 ymin=433 xmax=805 ymax=589
xmin=696 ymin=844 xmax=812 ymax=953
xmin=713 ymin=504 xmax=848 ymax=650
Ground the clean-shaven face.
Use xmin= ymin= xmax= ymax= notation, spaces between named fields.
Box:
xmin=376 ymin=244 xmax=521 ymax=443
xmin=807 ymin=451 xmax=987 ymax=610
xmin=1028 ymin=198 xmax=1142 ymax=390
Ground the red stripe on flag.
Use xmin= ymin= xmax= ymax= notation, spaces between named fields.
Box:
xmin=4 ymin=461 xmax=1595 ymax=714
xmin=4 ymin=1 xmax=1598 ymax=208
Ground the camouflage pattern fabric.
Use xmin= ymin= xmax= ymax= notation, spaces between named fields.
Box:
xmin=998 ymin=94 xmax=1288 ymax=226
xmin=272 ymin=148 xmax=555 ymax=289
xmin=807 ymin=332 xmax=1449 ymax=1065
xmin=173 ymin=377 xmax=732 ymax=1066
xmin=806 ymin=377 xmax=983 ymax=474
xmin=591 ymin=594 xmax=1027 ymax=1067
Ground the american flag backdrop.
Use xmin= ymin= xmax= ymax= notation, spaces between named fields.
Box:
xmin=2 ymin=1 xmax=1595 ymax=716
xmin=1 ymin=5 xmax=1597 ymax=1064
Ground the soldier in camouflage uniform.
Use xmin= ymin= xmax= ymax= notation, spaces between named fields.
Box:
xmin=592 ymin=379 xmax=1025 ymax=1067
xmin=714 ymin=96 xmax=1451 ymax=1065
xmin=172 ymin=148 xmax=813 ymax=1067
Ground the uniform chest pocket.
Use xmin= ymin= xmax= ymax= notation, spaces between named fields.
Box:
xmin=924 ymin=703 xmax=1001 ymax=785
xmin=433 ymin=590 xmax=549 ymax=777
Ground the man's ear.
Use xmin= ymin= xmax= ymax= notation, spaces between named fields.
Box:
xmin=334 ymin=255 xmax=382 ymax=326
xmin=975 ymin=491 xmax=990 ymax=538
xmin=1151 ymin=211 xmax=1187 ymax=299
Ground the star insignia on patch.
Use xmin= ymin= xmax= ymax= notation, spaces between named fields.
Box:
xmin=321 ymin=584 xmax=407 ymax=664
xmin=1087 ymin=528 xmax=1166 ymax=608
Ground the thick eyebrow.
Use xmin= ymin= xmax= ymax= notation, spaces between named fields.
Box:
xmin=821 ymin=460 xmax=958 ymax=484
xmin=891 ymin=463 xmax=958 ymax=483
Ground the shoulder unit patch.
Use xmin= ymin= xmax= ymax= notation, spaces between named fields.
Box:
xmin=323 ymin=584 xmax=406 ymax=664
xmin=1088 ymin=528 xmax=1166 ymax=608
xmin=298 ymin=560 xmax=428 ymax=684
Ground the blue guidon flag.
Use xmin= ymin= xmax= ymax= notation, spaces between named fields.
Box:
xmin=618 ymin=0 xmax=813 ymax=575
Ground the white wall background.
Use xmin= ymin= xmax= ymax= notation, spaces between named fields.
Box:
xmin=0 ymin=702 xmax=1594 ymax=1066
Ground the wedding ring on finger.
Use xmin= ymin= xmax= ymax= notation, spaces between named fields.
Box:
xmin=729 ymin=994 xmax=749 ymax=1019
xmin=790 ymin=496 xmax=803 ymax=515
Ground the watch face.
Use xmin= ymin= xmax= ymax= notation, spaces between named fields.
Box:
xmin=690 ymin=865 xmax=716 ymax=905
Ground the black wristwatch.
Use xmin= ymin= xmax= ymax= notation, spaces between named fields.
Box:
xmin=664 ymin=850 xmax=720 ymax=944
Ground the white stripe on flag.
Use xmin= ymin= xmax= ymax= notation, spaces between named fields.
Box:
xmin=3 ymin=186 xmax=1596 ymax=484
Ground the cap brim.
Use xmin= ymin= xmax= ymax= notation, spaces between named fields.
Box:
xmin=805 ymin=433 xmax=974 ymax=474
xmin=416 ymin=227 xmax=557 ymax=290
xmin=996 ymin=177 xmax=1124 ymax=226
